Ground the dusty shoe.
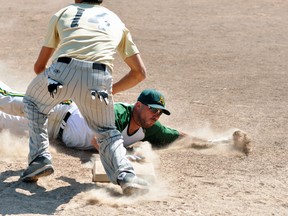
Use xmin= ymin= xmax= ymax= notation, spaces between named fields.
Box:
xmin=233 ymin=130 xmax=252 ymax=156
xmin=118 ymin=172 xmax=149 ymax=196
xmin=20 ymin=156 xmax=54 ymax=182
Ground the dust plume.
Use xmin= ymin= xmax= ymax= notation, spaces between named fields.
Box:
xmin=0 ymin=61 xmax=28 ymax=91
xmin=0 ymin=130 xmax=29 ymax=161
xmin=0 ymin=130 xmax=58 ymax=161
xmin=83 ymin=142 xmax=170 ymax=207
xmin=84 ymin=179 xmax=169 ymax=207
xmin=168 ymin=125 xmax=249 ymax=156
xmin=131 ymin=141 xmax=160 ymax=168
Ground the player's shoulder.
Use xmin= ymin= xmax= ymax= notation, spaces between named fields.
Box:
xmin=114 ymin=102 xmax=133 ymax=117
xmin=115 ymin=102 xmax=131 ymax=106
xmin=52 ymin=5 xmax=74 ymax=19
xmin=114 ymin=102 xmax=133 ymax=111
xmin=55 ymin=3 xmax=92 ymax=15
xmin=97 ymin=6 xmax=125 ymax=27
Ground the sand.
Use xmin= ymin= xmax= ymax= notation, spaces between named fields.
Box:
xmin=0 ymin=0 xmax=287 ymax=215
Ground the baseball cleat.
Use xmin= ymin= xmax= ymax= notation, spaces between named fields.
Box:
xmin=20 ymin=156 xmax=54 ymax=182
xmin=118 ymin=172 xmax=150 ymax=196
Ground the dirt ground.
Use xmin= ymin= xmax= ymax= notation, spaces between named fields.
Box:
xmin=0 ymin=0 xmax=288 ymax=215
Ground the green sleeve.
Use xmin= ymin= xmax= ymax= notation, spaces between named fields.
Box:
xmin=142 ymin=121 xmax=180 ymax=149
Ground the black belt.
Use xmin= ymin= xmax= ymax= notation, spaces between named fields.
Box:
xmin=57 ymin=112 xmax=71 ymax=140
xmin=57 ymin=57 xmax=106 ymax=71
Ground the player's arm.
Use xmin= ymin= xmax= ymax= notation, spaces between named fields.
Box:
xmin=143 ymin=122 xmax=185 ymax=149
xmin=112 ymin=53 xmax=146 ymax=95
xmin=178 ymin=131 xmax=188 ymax=139
xmin=34 ymin=46 xmax=55 ymax=75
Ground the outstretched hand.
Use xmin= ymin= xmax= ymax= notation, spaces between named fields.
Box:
xmin=91 ymin=136 xmax=100 ymax=151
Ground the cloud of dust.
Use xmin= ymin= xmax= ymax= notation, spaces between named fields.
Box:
xmin=84 ymin=179 xmax=169 ymax=207
xmin=0 ymin=61 xmax=12 ymax=87
xmin=83 ymin=142 xmax=171 ymax=207
xmin=0 ymin=130 xmax=29 ymax=162
xmin=132 ymin=141 xmax=160 ymax=168
xmin=168 ymin=124 xmax=245 ymax=156
xmin=186 ymin=123 xmax=239 ymax=140
xmin=0 ymin=130 xmax=58 ymax=162
xmin=0 ymin=61 xmax=5 ymax=73
xmin=0 ymin=61 xmax=28 ymax=91
xmin=82 ymin=128 xmax=248 ymax=207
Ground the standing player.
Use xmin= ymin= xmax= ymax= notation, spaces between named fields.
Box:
xmin=21 ymin=0 xmax=148 ymax=195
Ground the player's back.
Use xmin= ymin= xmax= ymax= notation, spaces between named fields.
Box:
xmin=49 ymin=4 xmax=126 ymax=68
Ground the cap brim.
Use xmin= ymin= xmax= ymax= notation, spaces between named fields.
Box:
xmin=148 ymin=104 xmax=171 ymax=115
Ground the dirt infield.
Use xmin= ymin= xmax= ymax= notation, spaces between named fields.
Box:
xmin=0 ymin=0 xmax=288 ymax=215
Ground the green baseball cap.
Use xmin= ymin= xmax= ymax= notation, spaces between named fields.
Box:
xmin=137 ymin=89 xmax=171 ymax=115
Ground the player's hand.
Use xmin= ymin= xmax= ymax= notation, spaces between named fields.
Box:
xmin=91 ymin=136 xmax=100 ymax=151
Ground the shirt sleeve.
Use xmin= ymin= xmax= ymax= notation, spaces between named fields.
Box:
xmin=43 ymin=7 xmax=68 ymax=48
xmin=117 ymin=27 xmax=140 ymax=60
xmin=142 ymin=121 xmax=180 ymax=149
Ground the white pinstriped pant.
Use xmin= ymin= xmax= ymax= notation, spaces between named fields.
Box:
xmin=23 ymin=58 xmax=135 ymax=184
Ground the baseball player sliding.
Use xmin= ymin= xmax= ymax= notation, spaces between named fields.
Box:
xmin=21 ymin=0 xmax=148 ymax=196
xmin=0 ymin=81 xmax=183 ymax=151
xmin=0 ymin=81 xmax=251 ymax=157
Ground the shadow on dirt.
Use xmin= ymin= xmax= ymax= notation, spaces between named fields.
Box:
xmin=0 ymin=169 xmax=97 ymax=215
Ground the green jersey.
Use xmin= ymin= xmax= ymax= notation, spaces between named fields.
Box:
xmin=114 ymin=103 xmax=180 ymax=148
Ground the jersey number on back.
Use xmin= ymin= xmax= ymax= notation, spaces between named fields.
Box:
xmin=71 ymin=8 xmax=85 ymax=28
xmin=70 ymin=8 xmax=110 ymax=31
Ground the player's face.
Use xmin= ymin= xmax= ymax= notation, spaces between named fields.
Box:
xmin=137 ymin=103 xmax=162 ymax=128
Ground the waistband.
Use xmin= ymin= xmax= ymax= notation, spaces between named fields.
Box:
xmin=57 ymin=57 xmax=106 ymax=71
